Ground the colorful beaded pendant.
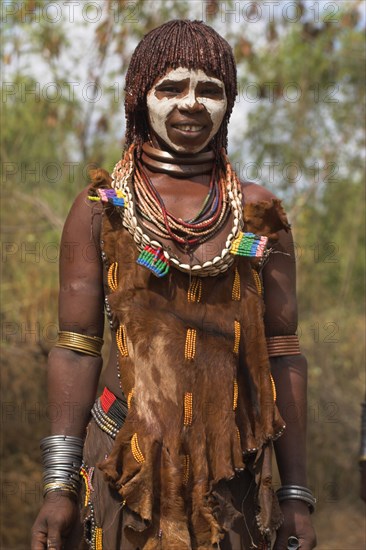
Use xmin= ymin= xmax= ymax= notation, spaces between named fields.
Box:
xmin=136 ymin=246 xmax=170 ymax=277
xmin=231 ymin=232 xmax=268 ymax=257
xmin=89 ymin=188 xmax=127 ymax=207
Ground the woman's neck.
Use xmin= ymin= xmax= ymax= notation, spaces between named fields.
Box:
xmin=140 ymin=141 xmax=215 ymax=178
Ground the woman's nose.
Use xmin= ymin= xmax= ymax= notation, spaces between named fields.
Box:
xmin=179 ymin=89 xmax=205 ymax=112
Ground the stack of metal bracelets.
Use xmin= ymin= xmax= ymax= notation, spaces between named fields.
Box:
xmin=55 ymin=331 xmax=104 ymax=357
xmin=276 ymin=485 xmax=316 ymax=513
xmin=41 ymin=435 xmax=84 ymax=498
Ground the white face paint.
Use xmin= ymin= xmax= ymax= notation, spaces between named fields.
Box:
xmin=146 ymin=67 xmax=227 ymax=153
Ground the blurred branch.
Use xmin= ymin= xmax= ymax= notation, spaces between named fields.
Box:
xmin=13 ymin=190 xmax=63 ymax=231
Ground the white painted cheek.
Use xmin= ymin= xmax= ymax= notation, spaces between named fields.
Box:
xmin=197 ymin=96 xmax=228 ymax=142
xmin=146 ymin=90 xmax=177 ymax=146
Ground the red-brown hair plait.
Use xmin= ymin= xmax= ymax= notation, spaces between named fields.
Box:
xmin=124 ymin=20 xmax=238 ymax=156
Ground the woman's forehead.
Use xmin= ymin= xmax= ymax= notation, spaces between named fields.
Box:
xmin=150 ymin=67 xmax=225 ymax=88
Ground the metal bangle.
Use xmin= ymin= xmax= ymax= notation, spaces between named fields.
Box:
xmin=276 ymin=485 xmax=316 ymax=514
xmin=41 ymin=434 xmax=84 ymax=446
xmin=55 ymin=331 xmax=104 ymax=357
xmin=40 ymin=435 xmax=84 ymax=498
xmin=277 ymin=485 xmax=313 ymax=495
xmin=43 ymin=482 xmax=79 ymax=498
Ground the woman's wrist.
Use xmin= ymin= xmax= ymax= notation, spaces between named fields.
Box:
xmin=276 ymin=484 xmax=316 ymax=514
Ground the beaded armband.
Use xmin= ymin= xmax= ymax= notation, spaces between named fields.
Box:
xmin=55 ymin=331 xmax=104 ymax=357
xmin=266 ymin=335 xmax=301 ymax=357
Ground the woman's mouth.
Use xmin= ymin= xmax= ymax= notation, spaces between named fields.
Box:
xmin=172 ymin=124 xmax=204 ymax=133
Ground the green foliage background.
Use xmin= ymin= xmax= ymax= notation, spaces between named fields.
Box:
xmin=1 ymin=1 xmax=365 ymax=547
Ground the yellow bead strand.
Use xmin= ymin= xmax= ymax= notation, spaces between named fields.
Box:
xmin=233 ymin=321 xmax=241 ymax=355
xmin=270 ymin=374 xmax=277 ymax=402
xmin=184 ymin=328 xmax=197 ymax=360
xmin=80 ymin=467 xmax=90 ymax=507
xmin=183 ymin=454 xmax=190 ymax=486
xmin=236 ymin=427 xmax=241 ymax=444
xmin=251 ymin=268 xmax=263 ymax=296
xmin=183 ymin=392 xmax=193 ymax=426
xmin=233 ymin=379 xmax=239 ymax=411
xmin=107 ymin=262 xmax=119 ymax=292
xmin=131 ymin=433 xmax=145 ymax=464
xmin=116 ymin=324 xmax=129 ymax=357
xmin=232 ymin=267 xmax=241 ymax=301
xmin=95 ymin=527 xmax=103 ymax=550
xmin=187 ymin=277 xmax=202 ymax=302
xmin=127 ymin=388 xmax=134 ymax=409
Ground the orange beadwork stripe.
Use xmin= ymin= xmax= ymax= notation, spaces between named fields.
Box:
xmin=184 ymin=328 xmax=197 ymax=360
xmin=127 ymin=388 xmax=134 ymax=409
xmin=232 ymin=267 xmax=241 ymax=301
xmin=131 ymin=433 xmax=145 ymax=464
xmin=183 ymin=454 xmax=190 ymax=486
xmin=251 ymin=268 xmax=262 ymax=295
xmin=80 ymin=467 xmax=90 ymax=507
xmin=116 ymin=324 xmax=129 ymax=357
xmin=233 ymin=321 xmax=240 ymax=354
xmin=188 ymin=277 xmax=202 ymax=302
xmin=183 ymin=392 xmax=193 ymax=426
xmin=107 ymin=262 xmax=119 ymax=292
xmin=95 ymin=526 xmax=103 ymax=550
xmin=236 ymin=427 xmax=241 ymax=444
xmin=270 ymin=374 xmax=277 ymax=402
xmin=233 ymin=379 xmax=239 ymax=410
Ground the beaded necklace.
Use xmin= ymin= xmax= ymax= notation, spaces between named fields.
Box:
xmin=134 ymin=161 xmax=229 ymax=247
xmin=90 ymin=145 xmax=268 ymax=277
xmin=107 ymin=145 xmax=244 ymax=276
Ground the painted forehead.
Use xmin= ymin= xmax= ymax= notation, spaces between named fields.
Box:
xmin=152 ymin=67 xmax=225 ymax=89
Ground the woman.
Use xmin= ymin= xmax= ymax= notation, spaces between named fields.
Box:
xmin=32 ymin=20 xmax=316 ymax=550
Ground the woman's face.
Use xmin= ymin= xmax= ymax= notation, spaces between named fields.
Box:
xmin=146 ymin=67 xmax=227 ymax=154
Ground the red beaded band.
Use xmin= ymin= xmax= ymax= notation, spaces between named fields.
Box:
xmin=100 ymin=386 xmax=117 ymax=413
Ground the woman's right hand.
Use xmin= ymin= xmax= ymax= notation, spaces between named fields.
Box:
xmin=31 ymin=492 xmax=79 ymax=550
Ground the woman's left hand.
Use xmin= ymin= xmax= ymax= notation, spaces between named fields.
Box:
xmin=273 ymin=500 xmax=317 ymax=550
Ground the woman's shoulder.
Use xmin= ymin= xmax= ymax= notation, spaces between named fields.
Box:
xmin=67 ymin=167 xmax=112 ymax=219
xmin=239 ymin=180 xmax=291 ymax=236
xmin=62 ymin=178 xmax=107 ymax=248
xmin=240 ymin=180 xmax=277 ymax=203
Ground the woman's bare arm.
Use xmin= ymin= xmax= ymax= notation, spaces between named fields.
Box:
xmin=263 ymin=225 xmax=316 ymax=550
xmin=32 ymin=188 xmax=104 ymax=550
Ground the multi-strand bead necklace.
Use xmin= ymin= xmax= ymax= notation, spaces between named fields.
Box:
xmin=110 ymin=144 xmax=244 ymax=277
xmin=134 ymin=160 xmax=229 ymax=247
xmin=94 ymin=145 xmax=269 ymax=277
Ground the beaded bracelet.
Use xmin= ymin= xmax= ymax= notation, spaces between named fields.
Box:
xmin=276 ymin=485 xmax=316 ymax=514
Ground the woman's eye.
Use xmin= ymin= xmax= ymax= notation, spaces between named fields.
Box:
xmin=200 ymin=88 xmax=222 ymax=97
xmin=157 ymin=85 xmax=181 ymax=94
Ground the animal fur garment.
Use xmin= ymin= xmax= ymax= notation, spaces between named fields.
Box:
xmin=89 ymin=171 xmax=289 ymax=549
